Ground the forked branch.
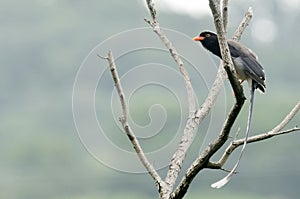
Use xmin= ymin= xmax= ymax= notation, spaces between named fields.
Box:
xmin=104 ymin=1 xmax=300 ymax=199
xmin=209 ymin=100 xmax=300 ymax=168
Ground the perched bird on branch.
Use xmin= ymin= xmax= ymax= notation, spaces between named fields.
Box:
xmin=193 ymin=30 xmax=266 ymax=188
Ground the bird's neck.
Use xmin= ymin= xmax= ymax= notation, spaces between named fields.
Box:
xmin=203 ymin=39 xmax=222 ymax=59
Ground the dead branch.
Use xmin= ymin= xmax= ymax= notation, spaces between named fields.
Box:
xmin=101 ymin=51 xmax=165 ymax=192
xmin=222 ymin=0 xmax=229 ymax=31
xmin=209 ymin=100 xmax=300 ymax=168
xmin=172 ymin=82 xmax=245 ymax=199
xmin=172 ymin=3 xmax=254 ymax=198
xmin=105 ymin=0 xmax=300 ymax=198
xmin=232 ymin=7 xmax=253 ymax=41
xmin=145 ymin=0 xmax=201 ymax=194
xmin=172 ymin=1 xmax=298 ymax=196
xmin=144 ymin=0 xmax=196 ymax=113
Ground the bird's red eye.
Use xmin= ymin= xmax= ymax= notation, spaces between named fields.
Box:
xmin=205 ymin=34 xmax=211 ymax=37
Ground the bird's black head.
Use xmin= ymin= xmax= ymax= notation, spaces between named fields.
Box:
xmin=193 ymin=31 xmax=221 ymax=58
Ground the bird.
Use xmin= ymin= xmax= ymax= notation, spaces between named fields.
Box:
xmin=193 ymin=31 xmax=266 ymax=188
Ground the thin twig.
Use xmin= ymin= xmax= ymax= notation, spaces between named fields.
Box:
xmin=206 ymin=161 xmax=238 ymax=174
xmin=172 ymin=101 xmax=300 ymax=198
xmin=222 ymin=0 xmax=229 ymax=31
xmin=145 ymin=2 xmax=196 ymax=113
xmin=106 ymin=52 xmax=128 ymax=121
xmin=194 ymin=65 xmax=226 ymax=121
xmin=209 ymin=126 xmax=300 ymax=170
xmin=97 ymin=54 xmax=108 ymax=59
xmin=232 ymin=7 xmax=253 ymax=41
xmin=212 ymin=100 xmax=300 ymax=167
xmin=145 ymin=0 xmax=198 ymax=194
xmin=271 ymin=101 xmax=300 ymax=132
xmin=146 ymin=0 xmax=157 ymax=23
xmin=103 ymin=50 xmax=165 ymax=191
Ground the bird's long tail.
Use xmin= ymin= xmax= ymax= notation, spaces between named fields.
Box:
xmin=211 ymin=81 xmax=256 ymax=188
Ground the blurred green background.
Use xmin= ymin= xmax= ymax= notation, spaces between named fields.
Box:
xmin=1 ymin=0 xmax=300 ymax=199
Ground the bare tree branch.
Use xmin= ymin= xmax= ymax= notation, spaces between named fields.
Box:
xmin=222 ymin=0 xmax=229 ymax=31
xmin=144 ymin=1 xmax=196 ymax=113
xmin=210 ymin=100 xmax=300 ymax=168
xmin=232 ymin=7 xmax=253 ymax=41
xmin=172 ymin=85 xmax=245 ymax=199
xmin=145 ymin=0 xmax=157 ymax=23
xmin=194 ymin=4 xmax=253 ymax=132
xmin=172 ymin=3 xmax=255 ymax=198
xmin=101 ymin=51 xmax=165 ymax=192
xmin=144 ymin=0 xmax=241 ymax=194
xmin=207 ymin=0 xmax=247 ymax=141
xmin=144 ymin=0 xmax=201 ymax=194
xmin=173 ymin=100 xmax=300 ymax=199
xmin=207 ymin=127 xmax=300 ymax=170
xmin=270 ymin=101 xmax=300 ymax=132
xmin=106 ymin=0 xmax=299 ymax=198
xmin=208 ymin=0 xmax=245 ymax=98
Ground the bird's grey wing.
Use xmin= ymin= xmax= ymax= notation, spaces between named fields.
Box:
xmin=241 ymin=56 xmax=266 ymax=88
xmin=228 ymin=40 xmax=265 ymax=88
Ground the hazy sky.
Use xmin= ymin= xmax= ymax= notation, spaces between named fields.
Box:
xmin=158 ymin=0 xmax=300 ymax=18
xmin=154 ymin=0 xmax=299 ymax=43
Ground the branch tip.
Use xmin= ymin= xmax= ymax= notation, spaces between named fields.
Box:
xmin=248 ymin=6 xmax=253 ymax=14
xmin=97 ymin=53 xmax=108 ymax=59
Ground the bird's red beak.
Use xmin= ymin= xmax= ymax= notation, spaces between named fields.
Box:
xmin=193 ymin=36 xmax=205 ymax=41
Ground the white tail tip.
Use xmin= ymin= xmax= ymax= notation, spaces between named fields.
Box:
xmin=211 ymin=172 xmax=234 ymax=188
